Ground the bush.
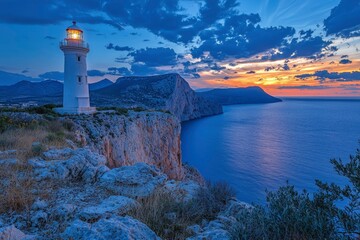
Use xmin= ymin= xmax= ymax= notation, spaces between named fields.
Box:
xmin=232 ymin=147 xmax=360 ymax=240
xmin=129 ymin=181 xmax=235 ymax=240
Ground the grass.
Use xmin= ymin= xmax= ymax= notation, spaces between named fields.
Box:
xmin=0 ymin=114 xmax=77 ymax=214
xmin=129 ymin=181 xmax=235 ymax=240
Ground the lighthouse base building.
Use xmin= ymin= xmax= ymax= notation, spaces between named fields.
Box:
xmin=55 ymin=21 xmax=96 ymax=115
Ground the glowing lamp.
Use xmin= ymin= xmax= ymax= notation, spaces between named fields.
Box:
xmin=66 ymin=21 xmax=83 ymax=41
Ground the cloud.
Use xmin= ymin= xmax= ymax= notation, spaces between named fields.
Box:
xmin=295 ymin=70 xmax=360 ymax=83
xmin=39 ymin=71 xmax=64 ymax=80
xmin=44 ymin=36 xmax=56 ymax=40
xmin=192 ymin=13 xmax=295 ymax=60
xmin=268 ymin=33 xmax=331 ymax=60
xmin=277 ymin=85 xmax=332 ymax=90
xmin=339 ymin=59 xmax=352 ymax=64
xmin=324 ymin=0 xmax=360 ymax=37
xmin=0 ymin=0 xmax=123 ymax=30
xmin=128 ymin=47 xmax=177 ymax=67
xmin=107 ymin=67 xmax=132 ymax=76
xmin=246 ymin=71 xmax=256 ymax=74
xmin=106 ymin=43 xmax=134 ymax=52
xmin=87 ymin=70 xmax=106 ymax=77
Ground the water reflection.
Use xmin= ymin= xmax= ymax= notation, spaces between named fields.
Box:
xmin=181 ymin=100 xmax=360 ymax=204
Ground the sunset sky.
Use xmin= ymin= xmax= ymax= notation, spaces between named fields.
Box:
xmin=0 ymin=0 xmax=359 ymax=96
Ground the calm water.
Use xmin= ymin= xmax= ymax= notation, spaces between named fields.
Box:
xmin=181 ymin=99 xmax=360 ymax=204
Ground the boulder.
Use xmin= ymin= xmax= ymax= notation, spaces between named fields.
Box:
xmin=61 ymin=216 xmax=160 ymax=240
xmin=0 ymin=225 xmax=26 ymax=240
xmin=30 ymin=148 xmax=108 ymax=182
xmin=79 ymin=196 xmax=138 ymax=222
xmin=98 ymin=163 xmax=167 ymax=198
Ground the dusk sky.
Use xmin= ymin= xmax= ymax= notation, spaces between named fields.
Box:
xmin=0 ymin=0 xmax=359 ymax=96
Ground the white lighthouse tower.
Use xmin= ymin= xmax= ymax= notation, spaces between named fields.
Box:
xmin=55 ymin=21 xmax=96 ymax=114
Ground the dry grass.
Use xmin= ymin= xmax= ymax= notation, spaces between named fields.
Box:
xmin=0 ymin=119 xmax=76 ymax=161
xmin=0 ymin=117 xmax=76 ymax=214
xmin=129 ymin=182 xmax=236 ymax=240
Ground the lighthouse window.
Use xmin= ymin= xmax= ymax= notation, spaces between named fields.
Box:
xmin=77 ymin=56 xmax=81 ymax=62
xmin=78 ymin=76 xmax=82 ymax=83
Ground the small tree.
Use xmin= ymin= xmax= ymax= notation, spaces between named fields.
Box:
xmin=233 ymin=146 xmax=360 ymax=239
xmin=315 ymin=148 xmax=360 ymax=238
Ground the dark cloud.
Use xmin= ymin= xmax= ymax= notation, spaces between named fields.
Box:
xmin=282 ymin=63 xmax=290 ymax=71
xmin=107 ymin=67 xmax=132 ymax=76
xmin=341 ymin=55 xmax=349 ymax=58
xmin=192 ymin=73 xmax=201 ymax=79
xmin=223 ymin=76 xmax=230 ymax=80
xmin=246 ymin=71 xmax=256 ymax=74
xmin=106 ymin=43 xmax=134 ymax=52
xmin=324 ymin=0 xmax=360 ymax=37
xmin=128 ymin=47 xmax=177 ymax=67
xmin=87 ymin=70 xmax=106 ymax=77
xmin=339 ymin=59 xmax=352 ymax=64
xmin=295 ymin=70 xmax=360 ymax=83
xmin=0 ymin=0 xmax=123 ymax=30
xmin=268 ymin=32 xmax=331 ymax=60
xmin=192 ymin=13 xmax=295 ymax=60
xmin=130 ymin=63 xmax=167 ymax=76
xmin=21 ymin=70 xmax=29 ymax=74
xmin=44 ymin=36 xmax=56 ymax=40
xmin=277 ymin=85 xmax=332 ymax=90
xmin=39 ymin=71 xmax=64 ymax=80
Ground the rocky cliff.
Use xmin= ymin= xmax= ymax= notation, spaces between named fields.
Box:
xmin=198 ymin=86 xmax=282 ymax=105
xmin=71 ymin=110 xmax=183 ymax=180
xmin=93 ymin=73 xmax=223 ymax=121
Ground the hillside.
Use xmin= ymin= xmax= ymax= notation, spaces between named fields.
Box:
xmin=198 ymin=86 xmax=282 ymax=105
xmin=89 ymin=79 xmax=113 ymax=91
xmin=93 ymin=73 xmax=223 ymax=121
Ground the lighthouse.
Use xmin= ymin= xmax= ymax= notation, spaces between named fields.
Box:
xmin=55 ymin=21 xmax=96 ymax=114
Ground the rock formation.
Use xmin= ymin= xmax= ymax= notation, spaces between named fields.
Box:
xmin=93 ymin=73 xmax=223 ymax=121
xmin=198 ymin=86 xmax=282 ymax=105
xmin=72 ymin=111 xmax=183 ymax=179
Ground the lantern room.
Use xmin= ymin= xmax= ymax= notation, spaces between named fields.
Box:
xmin=66 ymin=21 xmax=83 ymax=41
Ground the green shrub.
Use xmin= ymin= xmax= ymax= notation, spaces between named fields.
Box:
xmin=232 ymin=147 xmax=360 ymax=240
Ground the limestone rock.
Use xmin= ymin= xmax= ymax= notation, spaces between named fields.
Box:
xmin=79 ymin=196 xmax=138 ymax=222
xmin=31 ymin=199 xmax=48 ymax=211
xmin=52 ymin=204 xmax=77 ymax=222
xmin=73 ymin=111 xmax=183 ymax=179
xmin=98 ymin=163 xmax=167 ymax=198
xmin=0 ymin=225 xmax=26 ymax=240
xmin=30 ymin=148 xmax=108 ymax=182
xmin=61 ymin=216 xmax=160 ymax=240
xmin=93 ymin=73 xmax=223 ymax=121
xmin=165 ymin=180 xmax=201 ymax=202
xmin=30 ymin=211 xmax=48 ymax=228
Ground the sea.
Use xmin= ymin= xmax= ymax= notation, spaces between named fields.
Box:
xmin=181 ymin=98 xmax=360 ymax=204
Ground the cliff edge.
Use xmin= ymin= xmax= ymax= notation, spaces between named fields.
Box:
xmin=93 ymin=73 xmax=223 ymax=121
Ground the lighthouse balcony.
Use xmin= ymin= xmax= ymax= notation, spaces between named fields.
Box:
xmin=60 ymin=40 xmax=89 ymax=49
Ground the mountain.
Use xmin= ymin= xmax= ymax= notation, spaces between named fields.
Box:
xmin=89 ymin=78 xmax=113 ymax=91
xmin=198 ymin=86 xmax=282 ymax=105
xmin=0 ymin=70 xmax=42 ymax=86
xmin=93 ymin=73 xmax=223 ymax=121
xmin=0 ymin=80 xmax=62 ymax=98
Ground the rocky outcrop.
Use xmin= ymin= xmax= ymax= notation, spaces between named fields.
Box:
xmin=62 ymin=216 xmax=161 ymax=240
xmin=29 ymin=148 xmax=109 ymax=183
xmin=99 ymin=163 xmax=167 ymax=198
xmin=198 ymin=86 xmax=282 ymax=105
xmin=0 ymin=225 xmax=27 ymax=240
xmin=72 ymin=111 xmax=183 ymax=179
xmin=93 ymin=73 xmax=223 ymax=121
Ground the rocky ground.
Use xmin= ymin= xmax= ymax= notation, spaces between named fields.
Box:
xmin=0 ymin=110 xmax=249 ymax=240
xmin=0 ymin=147 xmax=248 ymax=240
